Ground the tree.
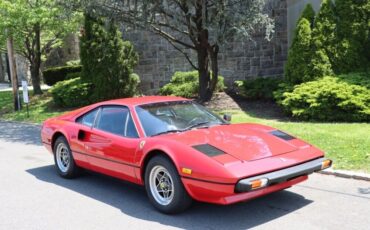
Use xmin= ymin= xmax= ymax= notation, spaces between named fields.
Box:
xmin=335 ymin=0 xmax=370 ymax=73
xmin=307 ymin=49 xmax=333 ymax=79
xmin=0 ymin=0 xmax=81 ymax=95
xmin=73 ymin=0 xmax=274 ymax=102
xmin=299 ymin=3 xmax=315 ymax=28
xmin=285 ymin=18 xmax=313 ymax=84
xmin=311 ymin=0 xmax=336 ymax=71
xmin=80 ymin=14 xmax=139 ymax=101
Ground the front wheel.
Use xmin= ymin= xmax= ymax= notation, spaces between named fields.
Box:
xmin=145 ymin=155 xmax=192 ymax=214
xmin=53 ymin=136 xmax=80 ymax=179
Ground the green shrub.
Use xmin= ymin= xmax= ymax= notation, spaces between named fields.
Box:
xmin=80 ymin=14 xmax=139 ymax=102
xmin=311 ymin=0 xmax=336 ymax=64
xmin=66 ymin=59 xmax=81 ymax=66
xmin=299 ymin=3 xmax=315 ymax=28
xmin=49 ymin=77 xmax=93 ymax=108
xmin=274 ymin=76 xmax=370 ymax=122
xmin=284 ymin=18 xmax=313 ymax=84
xmin=335 ymin=0 xmax=370 ymax=73
xmin=307 ymin=50 xmax=333 ymax=79
xmin=235 ymin=77 xmax=283 ymax=100
xmin=337 ymin=72 xmax=370 ymax=89
xmin=159 ymin=71 xmax=225 ymax=98
xmin=43 ymin=65 xmax=82 ymax=86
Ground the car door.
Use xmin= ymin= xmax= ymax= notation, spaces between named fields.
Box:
xmin=70 ymin=107 xmax=101 ymax=169
xmin=79 ymin=105 xmax=141 ymax=183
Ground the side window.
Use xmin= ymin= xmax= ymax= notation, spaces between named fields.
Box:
xmin=76 ymin=108 xmax=99 ymax=127
xmin=126 ymin=113 xmax=139 ymax=138
xmin=96 ymin=106 xmax=138 ymax=138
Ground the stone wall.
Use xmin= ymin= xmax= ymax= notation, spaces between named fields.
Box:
xmin=43 ymin=34 xmax=80 ymax=68
xmin=122 ymin=0 xmax=288 ymax=94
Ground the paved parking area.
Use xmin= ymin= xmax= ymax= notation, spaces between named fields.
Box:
xmin=0 ymin=121 xmax=369 ymax=229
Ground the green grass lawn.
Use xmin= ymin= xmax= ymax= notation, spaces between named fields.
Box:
xmin=0 ymin=90 xmax=68 ymax=123
xmin=0 ymin=90 xmax=369 ymax=172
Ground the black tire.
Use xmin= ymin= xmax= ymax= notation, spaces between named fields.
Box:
xmin=53 ymin=136 xmax=80 ymax=179
xmin=145 ymin=155 xmax=192 ymax=214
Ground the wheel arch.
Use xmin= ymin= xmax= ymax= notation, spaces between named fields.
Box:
xmin=51 ymin=131 xmax=67 ymax=152
xmin=140 ymin=149 xmax=178 ymax=183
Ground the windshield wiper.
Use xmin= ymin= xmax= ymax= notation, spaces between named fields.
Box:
xmin=151 ymin=129 xmax=183 ymax=137
xmin=185 ymin=121 xmax=211 ymax=130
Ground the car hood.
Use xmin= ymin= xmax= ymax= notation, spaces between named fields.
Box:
xmin=159 ymin=123 xmax=300 ymax=162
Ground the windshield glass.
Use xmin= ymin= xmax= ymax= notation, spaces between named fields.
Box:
xmin=135 ymin=101 xmax=226 ymax=136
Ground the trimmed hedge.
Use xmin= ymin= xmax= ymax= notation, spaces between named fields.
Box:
xmin=235 ymin=77 xmax=283 ymax=100
xmin=49 ymin=77 xmax=92 ymax=108
xmin=43 ymin=65 xmax=82 ymax=86
xmin=274 ymin=76 xmax=370 ymax=122
xmin=159 ymin=71 xmax=225 ymax=98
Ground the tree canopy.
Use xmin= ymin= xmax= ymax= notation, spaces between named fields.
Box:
xmin=0 ymin=0 xmax=81 ymax=94
xmin=70 ymin=0 xmax=275 ymax=101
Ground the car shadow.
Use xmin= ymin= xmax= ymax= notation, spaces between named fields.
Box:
xmin=27 ymin=165 xmax=313 ymax=229
xmin=0 ymin=121 xmax=41 ymax=145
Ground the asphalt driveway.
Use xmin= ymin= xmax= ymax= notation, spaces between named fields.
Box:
xmin=0 ymin=120 xmax=369 ymax=229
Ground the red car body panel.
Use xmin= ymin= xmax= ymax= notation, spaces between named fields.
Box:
xmin=41 ymin=96 xmax=326 ymax=205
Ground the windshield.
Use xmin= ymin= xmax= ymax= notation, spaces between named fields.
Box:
xmin=135 ymin=101 xmax=226 ymax=136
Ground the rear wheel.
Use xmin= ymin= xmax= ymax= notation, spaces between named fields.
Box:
xmin=53 ymin=136 xmax=80 ymax=178
xmin=145 ymin=155 xmax=192 ymax=214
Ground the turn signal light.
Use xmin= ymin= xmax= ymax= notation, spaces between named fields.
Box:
xmin=321 ymin=159 xmax=332 ymax=169
xmin=250 ymin=178 xmax=269 ymax=190
xmin=182 ymin=168 xmax=192 ymax=175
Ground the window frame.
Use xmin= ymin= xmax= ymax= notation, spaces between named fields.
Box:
xmin=95 ymin=105 xmax=139 ymax=138
xmin=75 ymin=107 xmax=101 ymax=128
xmin=76 ymin=105 xmax=140 ymax=139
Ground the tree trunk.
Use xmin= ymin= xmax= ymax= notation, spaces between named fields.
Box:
xmin=30 ymin=23 xmax=43 ymax=95
xmin=197 ymin=46 xmax=211 ymax=102
xmin=0 ymin=53 xmax=5 ymax=82
xmin=7 ymin=35 xmax=21 ymax=111
xmin=196 ymin=31 xmax=219 ymax=102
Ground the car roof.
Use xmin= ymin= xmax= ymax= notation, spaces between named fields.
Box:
xmin=102 ymin=96 xmax=191 ymax=106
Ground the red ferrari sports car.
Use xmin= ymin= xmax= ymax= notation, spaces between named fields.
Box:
xmin=41 ymin=96 xmax=332 ymax=213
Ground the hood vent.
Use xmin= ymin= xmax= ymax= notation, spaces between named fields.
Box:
xmin=193 ymin=144 xmax=225 ymax=157
xmin=270 ymin=130 xmax=295 ymax=141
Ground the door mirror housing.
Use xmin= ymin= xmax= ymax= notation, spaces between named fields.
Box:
xmin=223 ymin=114 xmax=232 ymax=122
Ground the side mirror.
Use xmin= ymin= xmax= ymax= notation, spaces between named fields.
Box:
xmin=223 ymin=114 xmax=232 ymax=122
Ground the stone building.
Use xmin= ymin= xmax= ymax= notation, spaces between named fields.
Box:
xmin=122 ymin=0 xmax=321 ymax=94
xmin=0 ymin=53 xmax=29 ymax=84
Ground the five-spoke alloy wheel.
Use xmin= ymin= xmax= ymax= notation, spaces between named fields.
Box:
xmin=145 ymin=155 xmax=192 ymax=214
xmin=53 ymin=136 xmax=80 ymax=178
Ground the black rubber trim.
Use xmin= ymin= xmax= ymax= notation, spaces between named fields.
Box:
xmin=72 ymin=149 xmax=141 ymax=168
xmin=235 ymin=157 xmax=330 ymax=193
xmin=270 ymin=130 xmax=295 ymax=141
xmin=181 ymin=176 xmax=234 ymax=185
xmin=192 ymin=144 xmax=225 ymax=157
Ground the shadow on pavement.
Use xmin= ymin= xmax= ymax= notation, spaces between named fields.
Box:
xmin=0 ymin=121 xmax=41 ymax=145
xmin=27 ymin=165 xmax=313 ymax=229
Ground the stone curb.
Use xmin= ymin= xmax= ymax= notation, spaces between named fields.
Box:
xmin=317 ymin=168 xmax=370 ymax=182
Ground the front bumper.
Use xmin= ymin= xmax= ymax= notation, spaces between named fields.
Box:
xmin=235 ymin=157 xmax=332 ymax=193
